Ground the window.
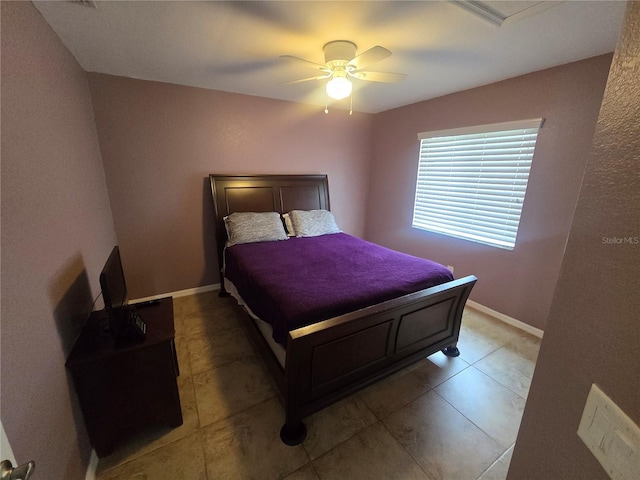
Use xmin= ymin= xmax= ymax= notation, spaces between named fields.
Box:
xmin=412 ymin=118 xmax=543 ymax=250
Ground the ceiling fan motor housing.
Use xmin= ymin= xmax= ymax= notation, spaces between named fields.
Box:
xmin=324 ymin=40 xmax=357 ymax=67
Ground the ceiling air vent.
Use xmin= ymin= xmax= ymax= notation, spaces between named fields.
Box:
xmin=73 ymin=0 xmax=97 ymax=8
xmin=454 ymin=1 xmax=562 ymax=27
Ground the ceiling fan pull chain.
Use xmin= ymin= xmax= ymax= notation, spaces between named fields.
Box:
xmin=349 ymin=94 xmax=353 ymax=116
xmin=325 ymin=88 xmax=329 ymax=114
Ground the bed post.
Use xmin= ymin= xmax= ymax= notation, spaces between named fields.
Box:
xmin=280 ymin=420 xmax=307 ymax=446
xmin=441 ymin=345 xmax=460 ymax=357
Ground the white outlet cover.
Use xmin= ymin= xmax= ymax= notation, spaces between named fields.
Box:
xmin=577 ymin=384 xmax=640 ymax=480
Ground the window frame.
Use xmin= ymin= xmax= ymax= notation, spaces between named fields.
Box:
xmin=412 ymin=118 xmax=544 ymax=250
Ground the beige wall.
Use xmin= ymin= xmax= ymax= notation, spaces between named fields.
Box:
xmin=367 ymin=55 xmax=612 ymax=330
xmin=88 ymin=74 xmax=373 ymax=298
xmin=508 ymin=2 xmax=640 ymax=478
xmin=1 ymin=2 xmax=117 ymax=478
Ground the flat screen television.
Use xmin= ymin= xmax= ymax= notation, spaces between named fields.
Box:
xmin=99 ymin=246 xmax=147 ymax=343
xmin=99 ymin=246 xmax=127 ymax=314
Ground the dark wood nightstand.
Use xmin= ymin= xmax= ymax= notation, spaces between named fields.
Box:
xmin=66 ymin=297 xmax=182 ymax=457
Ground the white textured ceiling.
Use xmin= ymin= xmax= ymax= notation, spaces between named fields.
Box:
xmin=33 ymin=1 xmax=626 ymax=113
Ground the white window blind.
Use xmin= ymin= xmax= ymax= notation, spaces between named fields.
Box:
xmin=412 ymin=118 xmax=543 ymax=250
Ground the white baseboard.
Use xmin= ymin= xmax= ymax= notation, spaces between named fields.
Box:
xmin=85 ymin=449 xmax=98 ymax=480
xmin=130 ymin=283 xmax=220 ymax=303
xmin=466 ymin=300 xmax=544 ymax=338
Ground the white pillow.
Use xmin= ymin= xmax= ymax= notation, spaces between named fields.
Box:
xmin=224 ymin=212 xmax=288 ymax=247
xmin=289 ymin=210 xmax=341 ymax=237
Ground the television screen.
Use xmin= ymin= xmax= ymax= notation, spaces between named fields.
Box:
xmin=99 ymin=246 xmax=127 ymax=312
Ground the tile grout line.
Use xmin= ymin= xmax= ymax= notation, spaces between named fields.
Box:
xmin=431 ymin=383 xmax=512 ymax=461
xmin=302 ymin=398 xmax=379 ymax=462
xmin=470 ymin=344 xmax=535 ymax=401
xmin=378 ymin=419 xmax=433 ymax=480
xmin=476 ymin=456 xmax=508 ymax=480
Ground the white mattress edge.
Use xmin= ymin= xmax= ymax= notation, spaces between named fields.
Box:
xmin=224 ymin=278 xmax=286 ymax=368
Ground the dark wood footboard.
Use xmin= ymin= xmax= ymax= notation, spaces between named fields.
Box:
xmin=282 ymin=275 xmax=476 ymax=433
xmin=235 ymin=274 xmax=476 ymax=445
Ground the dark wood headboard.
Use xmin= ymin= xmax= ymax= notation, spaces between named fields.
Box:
xmin=208 ymin=174 xmax=330 ymax=284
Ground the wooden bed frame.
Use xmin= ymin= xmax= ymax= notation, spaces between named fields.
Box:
xmin=209 ymin=174 xmax=477 ymax=445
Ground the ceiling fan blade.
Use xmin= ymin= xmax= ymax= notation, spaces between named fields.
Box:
xmin=279 ymin=55 xmax=330 ymax=72
xmin=349 ymin=71 xmax=407 ymax=83
xmin=347 ymin=45 xmax=392 ymax=70
xmin=280 ymin=74 xmax=331 ymax=85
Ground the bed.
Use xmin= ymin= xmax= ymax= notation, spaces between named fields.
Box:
xmin=209 ymin=174 xmax=477 ymax=445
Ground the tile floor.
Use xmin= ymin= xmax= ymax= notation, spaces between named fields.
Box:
xmin=95 ymin=291 xmax=540 ymax=480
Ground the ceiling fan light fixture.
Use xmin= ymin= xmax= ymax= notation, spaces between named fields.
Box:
xmin=326 ymin=73 xmax=352 ymax=100
xmin=282 ymin=39 xmax=403 ymax=113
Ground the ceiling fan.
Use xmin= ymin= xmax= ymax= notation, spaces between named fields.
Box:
xmin=280 ymin=40 xmax=406 ymax=113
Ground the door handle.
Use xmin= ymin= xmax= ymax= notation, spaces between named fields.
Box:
xmin=0 ymin=459 xmax=35 ymax=480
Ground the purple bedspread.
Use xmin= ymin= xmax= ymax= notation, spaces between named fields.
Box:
xmin=224 ymin=233 xmax=454 ymax=345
